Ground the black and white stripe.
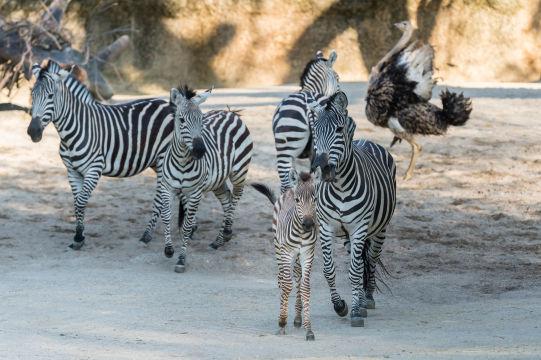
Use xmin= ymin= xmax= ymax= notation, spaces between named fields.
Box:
xmin=251 ymin=169 xmax=319 ymax=341
xmin=27 ymin=60 xmax=175 ymax=249
xmin=153 ymin=85 xmax=253 ymax=273
xmin=272 ymin=50 xmax=340 ymax=193
xmin=309 ymin=91 xmax=396 ymax=328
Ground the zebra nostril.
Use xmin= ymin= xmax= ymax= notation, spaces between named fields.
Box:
xmin=191 ymin=137 xmax=206 ymax=159
xmin=302 ymin=218 xmax=315 ymax=231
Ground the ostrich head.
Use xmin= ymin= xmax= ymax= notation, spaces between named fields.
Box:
xmin=394 ymin=21 xmax=412 ymax=32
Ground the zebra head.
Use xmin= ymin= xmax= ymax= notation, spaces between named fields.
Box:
xmin=170 ymin=85 xmax=212 ymax=160
xmin=309 ymin=91 xmax=355 ymax=182
xmin=27 ymin=60 xmax=69 ymax=142
xmin=289 ymin=169 xmax=320 ymax=232
xmin=300 ymin=50 xmax=340 ymax=97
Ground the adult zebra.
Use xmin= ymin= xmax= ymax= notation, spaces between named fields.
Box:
xmin=153 ymin=85 xmax=252 ymax=273
xmin=272 ymin=50 xmax=340 ymax=193
xmin=27 ymin=60 xmax=178 ymax=249
xmin=309 ymin=91 xmax=396 ymax=328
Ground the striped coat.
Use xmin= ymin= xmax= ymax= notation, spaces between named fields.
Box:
xmin=27 ymin=60 xmax=175 ymax=249
xmin=154 ymin=85 xmax=253 ymax=273
xmin=309 ymin=91 xmax=396 ymax=328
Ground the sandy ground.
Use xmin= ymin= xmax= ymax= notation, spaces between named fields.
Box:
xmin=0 ymin=82 xmax=540 ymax=359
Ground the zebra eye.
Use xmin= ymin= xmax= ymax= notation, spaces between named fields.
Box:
xmin=336 ymin=126 xmax=343 ymax=133
xmin=47 ymin=93 xmax=54 ymax=99
xmin=294 ymin=197 xmax=300 ymax=203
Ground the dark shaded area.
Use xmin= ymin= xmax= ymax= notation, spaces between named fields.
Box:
xmin=75 ymin=0 xmax=235 ymax=87
xmin=286 ymin=0 xmax=444 ymax=83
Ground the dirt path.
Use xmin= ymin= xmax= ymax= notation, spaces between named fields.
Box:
xmin=0 ymin=82 xmax=540 ymax=359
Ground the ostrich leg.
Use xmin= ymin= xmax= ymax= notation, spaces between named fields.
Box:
xmin=404 ymin=138 xmax=422 ymax=180
xmin=387 ymin=117 xmax=422 ymax=180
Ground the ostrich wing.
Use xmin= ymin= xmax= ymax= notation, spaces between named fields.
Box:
xmin=398 ymin=42 xmax=435 ymax=101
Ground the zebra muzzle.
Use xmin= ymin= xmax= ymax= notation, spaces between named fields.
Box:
xmin=191 ymin=137 xmax=206 ymax=160
xmin=302 ymin=217 xmax=315 ymax=231
xmin=27 ymin=117 xmax=43 ymax=143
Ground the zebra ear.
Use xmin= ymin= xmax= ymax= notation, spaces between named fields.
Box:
xmin=332 ymin=91 xmax=348 ymax=113
xmin=289 ymin=168 xmax=299 ymax=187
xmin=193 ymin=87 xmax=213 ymax=105
xmin=313 ymin=167 xmax=322 ymax=184
xmin=327 ymin=50 xmax=337 ymax=68
xmin=32 ymin=63 xmax=41 ymax=78
xmin=170 ymin=88 xmax=180 ymax=104
xmin=46 ymin=60 xmax=62 ymax=75
xmin=315 ymin=50 xmax=324 ymax=59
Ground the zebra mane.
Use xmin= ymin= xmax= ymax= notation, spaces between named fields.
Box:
xmin=63 ymin=74 xmax=94 ymax=104
xmin=176 ymin=84 xmax=197 ymax=100
xmin=300 ymin=58 xmax=326 ymax=88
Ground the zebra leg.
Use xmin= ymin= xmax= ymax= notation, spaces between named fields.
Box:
xmin=210 ymin=183 xmax=233 ymax=249
xmin=159 ymin=185 xmax=175 ymax=259
xmin=179 ymin=193 xmax=198 ymax=239
xmin=293 ymin=257 xmax=302 ymax=328
xmin=319 ymin=224 xmax=348 ymax=317
xmin=277 ymin=256 xmax=293 ymax=335
xmin=69 ymin=165 xmax=103 ymax=250
xmin=276 ymin=155 xmax=294 ymax=194
xmin=140 ymin=169 xmax=164 ymax=244
xmin=349 ymin=225 xmax=370 ymax=327
xmin=63 ymin=167 xmax=84 ymax=243
xmin=365 ymin=229 xmax=386 ymax=310
xmin=300 ymin=245 xmax=315 ymax=341
xmin=176 ymin=192 xmax=202 ymax=273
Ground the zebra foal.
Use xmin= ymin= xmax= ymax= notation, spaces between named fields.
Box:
xmin=251 ymin=169 xmax=319 ymax=341
xmin=153 ymin=85 xmax=253 ymax=273
xmin=272 ymin=50 xmax=340 ymax=193
xmin=27 ymin=60 xmax=176 ymax=249
xmin=309 ymin=91 xmax=397 ymax=327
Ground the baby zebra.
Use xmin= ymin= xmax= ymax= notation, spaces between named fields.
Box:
xmin=151 ymin=85 xmax=253 ymax=273
xmin=251 ymin=170 xmax=319 ymax=341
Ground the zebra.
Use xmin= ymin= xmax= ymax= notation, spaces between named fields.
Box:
xmin=308 ymin=91 xmax=397 ymax=327
xmin=27 ymin=60 xmax=182 ymax=250
xmin=251 ymin=169 xmax=320 ymax=341
xmin=272 ymin=50 xmax=340 ymax=193
xmin=152 ymin=85 xmax=253 ymax=273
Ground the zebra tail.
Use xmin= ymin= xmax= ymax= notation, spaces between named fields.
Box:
xmin=250 ymin=182 xmax=277 ymax=205
xmin=362 ymin=240 xmax=394 ymax=294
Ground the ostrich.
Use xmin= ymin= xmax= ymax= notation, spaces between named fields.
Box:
xmin=365 ymin=20 xmax=472 ymax=180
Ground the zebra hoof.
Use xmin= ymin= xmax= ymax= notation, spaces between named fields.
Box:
xmin=293 ymin=316 xmax=302 ymax=328
xmin=223 ymin=229 xmax=233 ymax=242
xmin=164 ymin=246 xmax=174 ymax=258
xmin=68 ymin=240 xmax=85 ymax=250
xmin=276 ymin=327 xmax=286 ymax=336
xmin=334 ymin=300 xmax=348 ymax=317
xmin=305 ymin=330 xmax=315 ymax=341
xmin=366 ymin=299 xmax=375 ymax=309
xmin=174 ymin=257 xmax=186 ymax=273
xmin=353 ymin=308 xmax=368 ymax=318
xmin=351 ymin=316 xmax=365 ymax=327
xmin=209 ymin=242 xmax=221 ymax=250
xmin=139 ymin=233 xmax=152 ymax=244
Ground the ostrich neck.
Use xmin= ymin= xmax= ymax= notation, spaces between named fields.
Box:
xmin=370 ymin=27 xmax=414 ymax=79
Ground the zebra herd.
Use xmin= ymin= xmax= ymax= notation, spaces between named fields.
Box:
xmin=26 ymin=41 xmax=447 ymax=340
